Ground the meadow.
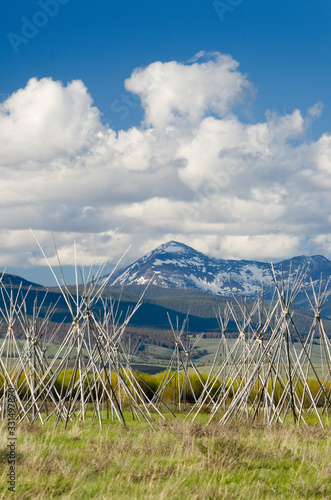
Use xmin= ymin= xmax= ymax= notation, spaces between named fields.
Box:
xmin=0 ymin=414 xmax=330 ymax=500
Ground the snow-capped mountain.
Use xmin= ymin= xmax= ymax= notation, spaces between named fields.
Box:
xmin=104 ymin=241 xmax=331 ymax=298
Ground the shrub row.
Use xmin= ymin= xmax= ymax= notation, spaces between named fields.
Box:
xmin=1 ymin=370 xmax=330 ymax=407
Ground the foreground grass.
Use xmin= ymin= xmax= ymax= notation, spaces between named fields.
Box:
xmin=1 ymin=416 xmax=330 ymax=499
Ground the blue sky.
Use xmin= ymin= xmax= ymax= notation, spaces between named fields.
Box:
xmin=1 ymin=0 xmax=331 ymax=284
xmin=2 ymin=1 xmax=331 ymax=135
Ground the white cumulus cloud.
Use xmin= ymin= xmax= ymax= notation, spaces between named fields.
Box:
xmin=0 ymin=51 xmax=331 ymax=278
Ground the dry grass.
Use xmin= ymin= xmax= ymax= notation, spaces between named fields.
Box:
xmin=0 ymin=416 xmax=330 ymax=499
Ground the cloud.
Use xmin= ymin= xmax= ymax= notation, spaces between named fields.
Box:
xmin=0 ymin=77 xmax=101 ymax=165
xmin=0 ymin=51 xmax=331 ymax=274
xmin=219 ymin=234 xmax=301 ymax=261
xmin=125 ymin=52 xmax=252 ymax=128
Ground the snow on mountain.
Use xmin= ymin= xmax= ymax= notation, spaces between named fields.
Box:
xmin=104 ymin=241 xmax=331 ymax=298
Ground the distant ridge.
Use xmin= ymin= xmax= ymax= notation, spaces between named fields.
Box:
xmin=103 ymin=241 xmax=331 ymax=298
xmin=0 ymin=268 xmax=227 ymax=332
xmin=0 ymin=272 xmax=43 ymax=289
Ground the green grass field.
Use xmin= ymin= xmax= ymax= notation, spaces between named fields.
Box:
xmin=1 ymin=414 xmax=330 ymax=499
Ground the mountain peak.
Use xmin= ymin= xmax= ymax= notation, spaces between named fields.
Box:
xmin=158 ymin=240 xmax=193 ymax=253
xmin=105 ymin=241 xmax=331 ymax=297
